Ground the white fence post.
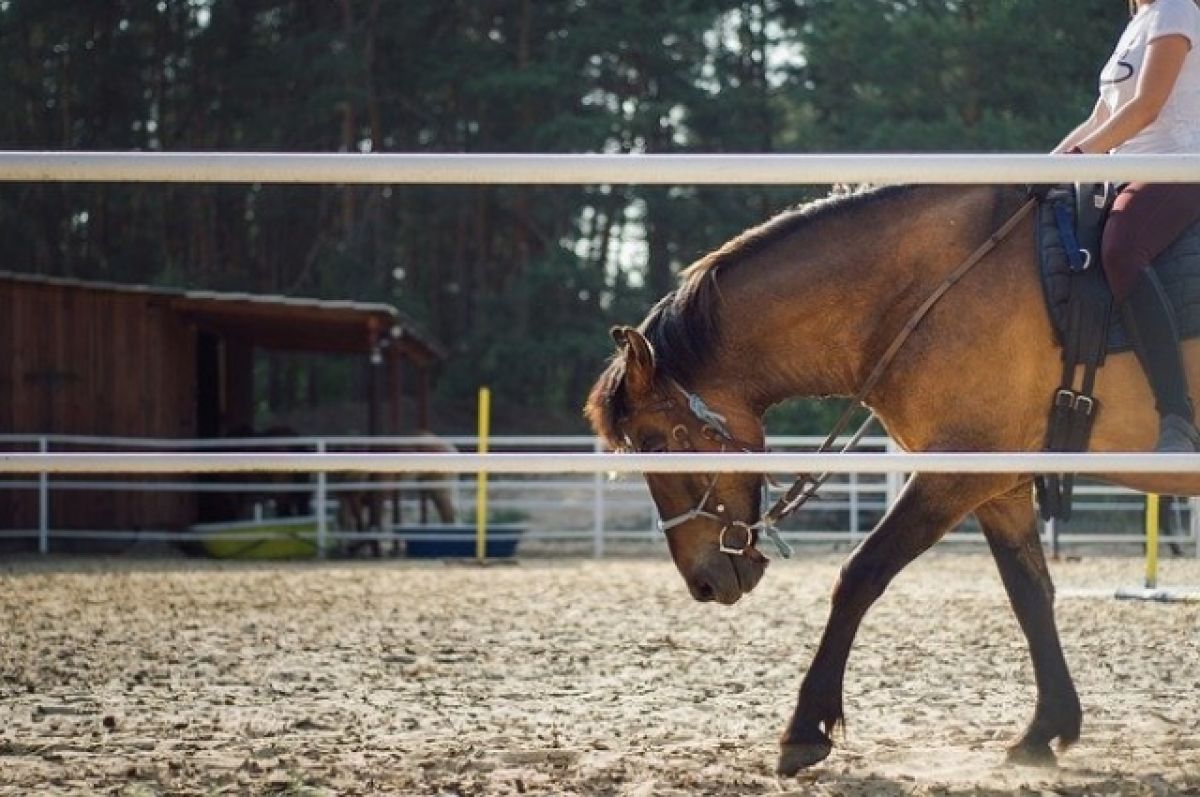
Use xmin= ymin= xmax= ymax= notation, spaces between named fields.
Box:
xmin=316 ymin=440 xmax=327 ymax=559
xmin=592 ymin=438 xmax=606 ymax=559
xmin=885 ymin=438 xmax=902 ymax=507
xmin=1192 ymin=496 xmax=1200 ymax=558
xmin=849 ymin=471 xmax=860 ymax=542
xmin=38 ymin=437 xmax=49 ymax=555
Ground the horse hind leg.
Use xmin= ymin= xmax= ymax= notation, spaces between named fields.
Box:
xmin=778 ymin=472 xmax=1012 ymax=776
xmin=976 ymin=486 xmax=1081 ymax=765
xmin=425 ymin=486 xmax=456 ymax=524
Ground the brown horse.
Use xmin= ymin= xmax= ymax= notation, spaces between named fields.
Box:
xmin=338 ymin=432 xmax=458 ymax=556
xmin=585 ymin=184 xmax=1200 ymax=776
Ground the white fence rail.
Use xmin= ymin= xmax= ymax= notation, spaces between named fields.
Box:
xmin=5 ymin=451 xmax=1200 ymax=475
xmin=4 ymin=151 xmax=1200 ymax=185
xmin=1 ymin=435 xmax=1196 ymax=557
xmin=4 ymin=152 xmax=1200 ymax=555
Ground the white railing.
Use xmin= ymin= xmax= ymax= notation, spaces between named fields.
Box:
xmin=4 ymin=151 xmax=1200 ymax=556
xmin=3 ymin=151 xmax=1200 ymax=185
xmin=5 ymin=451 xmax=1200 ymax=474
xmin=1 ymin=434 xmax=1196 ymax=557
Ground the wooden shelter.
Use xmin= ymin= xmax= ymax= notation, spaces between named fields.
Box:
xmin=0 ymin=271 xmax=442 ymax=534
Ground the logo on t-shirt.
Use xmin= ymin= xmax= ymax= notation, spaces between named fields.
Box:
xmin=1102 ymin=50 xmax=1136 ymax=85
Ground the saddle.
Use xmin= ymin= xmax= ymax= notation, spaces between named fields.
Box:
xmin=1039 ymin=188 xmax=1200 ymax=352
xmin=1036 ymin=185 xmax=1200 ymax=521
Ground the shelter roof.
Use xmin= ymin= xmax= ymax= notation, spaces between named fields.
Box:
xmin=0 ymin=270 xmax=443 ymax=363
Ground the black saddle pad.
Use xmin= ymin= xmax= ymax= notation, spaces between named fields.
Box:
xmin=1038 ymin=190 xmax=1200 ymax=353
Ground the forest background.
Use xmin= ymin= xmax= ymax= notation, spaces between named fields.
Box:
xmin=0 ymin=0 xmax=1128 ymax=435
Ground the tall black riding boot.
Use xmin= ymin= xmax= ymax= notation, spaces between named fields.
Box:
xmin=1119 ymin=270 xmax=1200 ymax=452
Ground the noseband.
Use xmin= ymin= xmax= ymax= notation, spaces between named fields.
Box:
xmin=624 ymin=382 xmax=793 ymax=559
xmin=655 ymin=458 xmax=778 ymax=556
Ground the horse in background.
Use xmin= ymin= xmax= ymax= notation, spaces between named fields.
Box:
xmin=206 ymin=424 xmax=312 ymax=521
xmin=338 ymin=431 xmax=458 ymax=557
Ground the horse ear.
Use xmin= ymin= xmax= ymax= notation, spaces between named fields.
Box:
xmin=612 ymin=326 xmax=656 ymax=398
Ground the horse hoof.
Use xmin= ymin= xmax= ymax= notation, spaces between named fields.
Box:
xmin=1006 ymin=741 xmax=1057 ymax=768
xmin=776 ymin=740 xmax=833 ymax=776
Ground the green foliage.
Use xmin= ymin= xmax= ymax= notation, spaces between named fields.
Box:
xmin=765 ymin=398 xmax=861 ymax=436
xmin=799 ymin=0 xmax=1127 ymax=151
xmin=0 ymin=0 xmax=1132 ymax=433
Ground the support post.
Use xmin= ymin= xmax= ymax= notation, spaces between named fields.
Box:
xmin=848 ymin=472 xmax=860 ymax=542
xmin=1146 ymin=493 xmax=1160 ymax=590
xmin=592 ymin=438 xmax=605 ymax=559
xmin=38 ymin=437 xmax=49 ymax=555
xmin=1192 ymin=496 xmax=1200 ymax=559
xmin=475 ymin=387 xmax=491 ymax=562
xmin=388 ymin=348 xmax=403 ymax=434
xmin=367 ymin=351 xmax=380 ymax=435
xmin=316 ymin=440 xmax=328 ymax=559
xmin=884 ymin=438 xmax=902 ymax=507
xmin=418 ymin=367 xmax=431 ymax=430
xmin=366 ymin=340 xmax=384 ymax=537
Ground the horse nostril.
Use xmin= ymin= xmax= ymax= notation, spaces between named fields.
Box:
xmin=693 ymin=580 xmax=716 ymax=602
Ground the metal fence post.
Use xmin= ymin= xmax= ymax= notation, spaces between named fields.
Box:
xmin=848 ymin=472 xmax=860 ymax=542
xmin=38 ymin=437 xmax=49 ymax=555
xmin=1192 ymin=496 xmax=1200 ymax=559
xmin=316 ymin=439 xmax=327 ymax=559
xmin=592 ymin=438 xmax=606 ymax=559
xmin=884 ymin=438 xmax=902 ymax=507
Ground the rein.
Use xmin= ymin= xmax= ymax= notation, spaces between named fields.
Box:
xmin=633 ymin=196 xmax=1037 ymax=560
xmin=756 ymin=197 xmax=1038 ymax=537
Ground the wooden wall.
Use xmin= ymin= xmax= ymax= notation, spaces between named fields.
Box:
xmin=0 ymin=280 xmax=197 ymax=532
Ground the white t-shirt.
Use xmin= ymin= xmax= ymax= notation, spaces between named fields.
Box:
xmin=1099 ymin=0 xmax=1200 ymax=153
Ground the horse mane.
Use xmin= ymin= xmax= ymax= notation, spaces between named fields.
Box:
xmin=585 ymin=184 xmax=917 ymax=446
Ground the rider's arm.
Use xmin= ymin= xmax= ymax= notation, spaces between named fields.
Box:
xmin=1052 ymin=97 xmax=1111 ymax=154
xmin=1074 ymin=34 xmax=1192 ymax=154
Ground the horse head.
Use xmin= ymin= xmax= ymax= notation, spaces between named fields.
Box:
xmin=586 ymin=325 xmax=769 ymax=604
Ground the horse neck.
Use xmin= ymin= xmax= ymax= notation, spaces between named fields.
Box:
xmin=693 ymin=186 xmax=1010 ymax=414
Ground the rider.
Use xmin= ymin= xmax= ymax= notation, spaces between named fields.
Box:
xmin=1054 ymin=0 xmax=1200 ymax=452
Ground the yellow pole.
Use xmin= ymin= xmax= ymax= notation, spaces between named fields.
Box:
xmin=475 ymin=387 xmax=491 ymax=562
xmin=1146 ymin=493 xmax=1160 ymax=590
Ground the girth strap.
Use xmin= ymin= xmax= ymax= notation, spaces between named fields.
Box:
xmin=1035 ymin=185 xmax=1112 ymax=522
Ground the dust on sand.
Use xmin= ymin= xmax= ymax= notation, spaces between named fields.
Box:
xmin=1 ymin=552 xmax=1199 ymax=795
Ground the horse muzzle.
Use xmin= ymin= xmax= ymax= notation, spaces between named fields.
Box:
xmin=686 ymin=547 xmax=767 ymax=604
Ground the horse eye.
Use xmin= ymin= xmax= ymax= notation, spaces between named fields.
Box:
xmin=641 ymin=436 xmax=668 ymax=453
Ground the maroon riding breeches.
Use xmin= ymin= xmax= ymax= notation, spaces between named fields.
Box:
xmin=1101 ymin=182 xmax=1200 ymax=302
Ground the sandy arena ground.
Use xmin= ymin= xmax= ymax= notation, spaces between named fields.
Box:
xmin=1 ymin=551 xmax=1199 ymax=796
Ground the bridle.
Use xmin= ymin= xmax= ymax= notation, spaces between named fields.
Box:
xmin=620 ymin=380 xmax=793 ymax=558
xmin=619 ymin=196 xmax=1038 ymax=560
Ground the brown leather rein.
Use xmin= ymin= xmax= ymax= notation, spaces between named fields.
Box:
xmin=757 ymin=197 xmax=1039 ymax=539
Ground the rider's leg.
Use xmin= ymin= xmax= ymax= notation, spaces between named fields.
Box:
xmin=1102 ymin=183 xmax=1200 ymax=452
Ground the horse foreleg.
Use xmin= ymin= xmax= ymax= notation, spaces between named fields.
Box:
xmin=778 ymin=473 xmax=1007 ymax=776
xmin=976 ymin=486 xmax=1081 ymax=765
